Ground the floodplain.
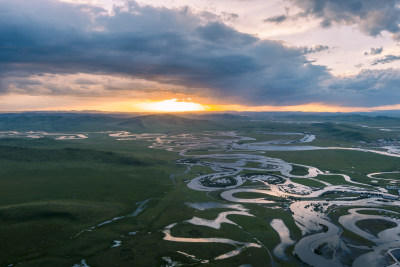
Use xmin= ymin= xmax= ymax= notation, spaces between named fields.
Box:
xmin=1 ymin=112 xmax=400 ymax=267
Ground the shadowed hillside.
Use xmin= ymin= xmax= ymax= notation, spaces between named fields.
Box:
xmin=0 ymin=113 xmax=214 ymax=132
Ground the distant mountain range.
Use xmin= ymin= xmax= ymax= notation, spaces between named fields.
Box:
xmin=0 ymin=113 xmax=212 ymax=132
xmin=0 ymin=111 xmax=399 ymax=132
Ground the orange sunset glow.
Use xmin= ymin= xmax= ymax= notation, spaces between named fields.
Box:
xmin=135 ymin=99 xmax=209 ymax=112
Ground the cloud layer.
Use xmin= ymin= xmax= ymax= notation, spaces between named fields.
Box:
xmin=291 ymin=0 xmax=400 ymax=40
xmin=0 ymin=0 xmax=399 ymax=107
xmin=364 ymin=47 xmax=383 ymax=56
xmin=372 ymin=55 xmax=400 ymax=65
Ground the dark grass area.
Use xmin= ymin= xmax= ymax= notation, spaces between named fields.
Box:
xmin=356 ymin=219 xmax=397 ymax=237
xmin=0 ymin=115 xmax=399 ymax=266
xmin=0 ymin=138 xmax=178 ymax=266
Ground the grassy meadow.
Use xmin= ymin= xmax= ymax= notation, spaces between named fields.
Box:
xmin=0 ymin=113 xmax=399 ymax=266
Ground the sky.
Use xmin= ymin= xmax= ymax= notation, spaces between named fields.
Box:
xmin=1 ymin=0 xmax=400 ymax=112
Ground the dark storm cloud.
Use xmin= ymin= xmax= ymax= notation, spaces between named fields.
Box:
xmin=371 ymin=55 xmax=400 ymax=65
xmin=263 ymin=14 xmax=287 ymax=23
xmin=364 ymin=47 xmax=383 ymax=56
xmin=0 ymin=0 xmax=400 ymax=107
xmin=301 ymin=45 xmax=330 ymax=54
xmin=327 ymin=69 xmax=400 ymax=106
xmin=291 ymin=0 xmax=400 ymax=40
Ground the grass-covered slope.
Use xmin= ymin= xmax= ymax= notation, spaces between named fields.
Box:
xmin=0 ymin=113 xmax=215 ymax=132
xmin=0 ymin=137 xmax=180 ymax=266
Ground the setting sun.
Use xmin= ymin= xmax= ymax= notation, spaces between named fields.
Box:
xmin=135 ymin=99 xmax=208 ymax=112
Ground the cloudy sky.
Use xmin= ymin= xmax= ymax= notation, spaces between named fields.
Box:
xmin=1 ymin=0 xmax=400 ymax=112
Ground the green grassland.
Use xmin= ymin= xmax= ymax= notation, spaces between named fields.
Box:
xmin=0 ymin=137 xmax=180 ymax=266
xmin=290 ymin=178 xmax=326 ymax=187
xmin=233 ymin=192 xmax=273 ymax=199
xmin=265 ymin=150 xmax=400 ymax=185
xmin=0 ymin=136 xmax=298 ymax=266
xmin=369 ymin=172 xmax=400 ymax=179
xmin=0 ymin=113 xmax=399 ymax=266
xmin=355 ymin=219 xmax=397 ymax=237
xmin=289 ymin=165 xmax=309 ymax=176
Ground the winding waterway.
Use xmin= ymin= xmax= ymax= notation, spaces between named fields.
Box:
xmin=3 ymin=129 xmax=399 ymax=266
xmin=107 ymin=130 xmax=400 ymax=266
